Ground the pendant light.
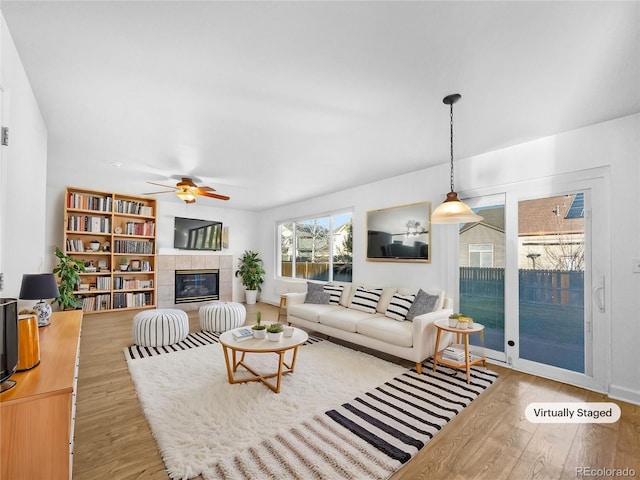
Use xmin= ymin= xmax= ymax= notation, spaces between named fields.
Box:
xmin=431 ymin=93 xmax=483 ymax=225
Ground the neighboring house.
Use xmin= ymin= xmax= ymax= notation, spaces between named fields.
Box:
xmin=518 ymin=193 xmax=584 ymax=270
xmin=459 ymin=207 xmax=506 ymax=268
xmin=458 ymin=194 xmax=584 ymax=271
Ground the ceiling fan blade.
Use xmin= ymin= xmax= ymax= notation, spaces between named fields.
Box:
xmin=198 ymin=186 xmax=216 ymax=192
xmin=200 ymin=191 xmax=230 ymax=201
xmin=147 ymin=181 xmax=178 ymax=190
xmin=142 ymin=190 xmax=176 ymax=195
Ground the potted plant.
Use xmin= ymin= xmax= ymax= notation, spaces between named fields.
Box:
xmin=252 ymin=311 xmax=267 ymax=339
xmin=119 ymin=257 xmax=129 ymax=271
xmin=448 ymin=313 xmax=462 ymax=328
xmin=234 ymin=250 xmax=265 ymax=305
xmin=457 ymin=315 xmax=470 ymax=330
xmin=52 ymin=247 xmax=85 ymax=310
xmin=266 ymin=322 xmax=284 ymax=341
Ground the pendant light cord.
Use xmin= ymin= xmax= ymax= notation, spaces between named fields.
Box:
xmin=449 ymin=102 xmax=455 ymax=193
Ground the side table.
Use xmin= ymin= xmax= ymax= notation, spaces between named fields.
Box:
xmin=277 ymin=294 xmax=287 ymax=323
xmin=432 ymin=318 xmax=486 ymax=383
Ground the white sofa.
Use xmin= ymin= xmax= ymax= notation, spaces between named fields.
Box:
xmin=286 ymin=282 xmax=454 ymax=374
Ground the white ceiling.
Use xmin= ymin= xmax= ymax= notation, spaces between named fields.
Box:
xmin=2 ymin=1 xmax=639 ymax=211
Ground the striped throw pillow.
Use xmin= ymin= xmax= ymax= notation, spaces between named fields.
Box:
xmin=385 ymin=293 xmax=416 ymax=321
xmin=349 ymin=287 xmax=383 ymax=314
xmin=323 ymin=283 xmax=344 ymax=305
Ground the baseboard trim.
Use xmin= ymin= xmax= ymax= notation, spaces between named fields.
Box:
xmin=609 ymin=384 xmax=640 ymax=406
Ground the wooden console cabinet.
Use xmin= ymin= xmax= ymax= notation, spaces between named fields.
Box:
xmin=1 ymin=310 xmax=82 ymax=480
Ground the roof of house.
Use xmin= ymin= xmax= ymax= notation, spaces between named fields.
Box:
xmin=519 ymin=194 xmax=583 ymax=236
xmin=459 ymin=193 xmax=584 ymax=236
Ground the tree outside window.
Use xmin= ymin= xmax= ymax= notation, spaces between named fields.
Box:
xmin=278 ymin=212 xmax=352 ymax=282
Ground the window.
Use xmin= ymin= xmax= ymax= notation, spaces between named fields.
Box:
xmin=469 ymin=244 xmax=494 ymax=267
xmin=278 ymin=212 xmax=352 ymax=282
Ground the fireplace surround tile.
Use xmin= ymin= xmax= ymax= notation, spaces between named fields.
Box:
xmin=191 ymin=255 xmax=207 ymax=269
xmin=175 ymin=255 xmax=192 ymax=270
xmin=157 ymin=254 xmax=233 ymax=310
xmin=205 ymin=256 xmax=221 ymax=269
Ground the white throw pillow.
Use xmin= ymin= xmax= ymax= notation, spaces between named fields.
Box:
xmin=384 ymin=293 xmax=416 ymax=321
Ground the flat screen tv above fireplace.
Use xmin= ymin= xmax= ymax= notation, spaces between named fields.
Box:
xmin=174 ymin=217 xmax=223 ymax=251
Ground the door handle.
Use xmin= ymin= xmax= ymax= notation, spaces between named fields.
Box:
xmin=593 ymin=277 xmax=605 ymax=313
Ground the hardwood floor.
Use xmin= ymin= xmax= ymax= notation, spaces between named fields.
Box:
xmin=73 ymin=304 xmax=639 ymax=480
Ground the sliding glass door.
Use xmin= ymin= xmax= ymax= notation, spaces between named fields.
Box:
xmin=459 ymin=195 xmax=506 ymax=362
xmin=517 ymin=192 xmax=586 ymax=373
xmin=458 ymin=170 xmax=609 ymax=391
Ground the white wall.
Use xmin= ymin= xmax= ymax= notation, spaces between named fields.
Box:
xmin=257 ymin=163 xmax=453 ymax=305
xmin=43 ymin=184 xmax=260 ymax=303
xmin=258 ymin=114 xmax=640 ymax=404
xmin=0 ymin=14 xmax=48 ymax=299
xmin=153 ymin=199 xmax=258 ymax=302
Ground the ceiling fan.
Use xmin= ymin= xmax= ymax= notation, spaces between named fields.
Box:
xmin=145 ymin=177 xmax=230 ymax=203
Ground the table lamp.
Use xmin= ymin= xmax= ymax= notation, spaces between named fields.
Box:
xmin=19 ymin=273 xmax=60 ymax=327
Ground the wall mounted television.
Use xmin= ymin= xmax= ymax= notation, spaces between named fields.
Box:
xmin=174 ymin=217 xmax=223 ymax=251
xmin=366 ymin=201 xmax=431 ymax=263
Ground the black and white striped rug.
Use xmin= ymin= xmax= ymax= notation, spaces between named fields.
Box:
xmin=125 ymin=330 xmax=323 ymax=360
xmin=206 ymin=359 xmax=498 ymax=480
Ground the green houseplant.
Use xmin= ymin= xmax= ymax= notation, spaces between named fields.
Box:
xmin=52 ymin=247 xmax=85 ymax=310
xmin=266 ymin=322 xmax=284 ymax=341
xmin=252 ymin=311 xmax=267 ymax=338
xmin=234 ymin=250 xmax=265 ymax=305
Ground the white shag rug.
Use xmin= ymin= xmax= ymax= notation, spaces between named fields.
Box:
xmin=126 ymin=340 xmax=406 ymax=479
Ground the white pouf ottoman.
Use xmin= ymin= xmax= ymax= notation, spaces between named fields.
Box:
xmin=199 ymin=301 xmax=246 ymax=333
xmin=133 ymin=309 xmax=189 ymax=347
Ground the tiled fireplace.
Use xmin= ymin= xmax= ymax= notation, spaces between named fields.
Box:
xmin=157 ymin=254 xmax=233 ymax=310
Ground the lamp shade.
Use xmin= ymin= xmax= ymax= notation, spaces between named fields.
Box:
xmin=19 ymin=273 xmax=60 ymax=300
xmin=431 ymin=191 xmax=484 ymax=224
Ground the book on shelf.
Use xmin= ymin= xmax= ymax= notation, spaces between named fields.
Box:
xmin=114 ymin=200 xmax=153 ymax=216
xmin=232 ymin=328 xmax=254 ymax=342
xmin=67 ymin=215 xmax=111 ymax=233
xmin=66 ymin=239 xmax=85 ymax=252
xmin=113 ymin=239 xmax=154 ymax=254
xmin=123 ymin=220 xmax=155 ymax=236
xmin=82 ymin=294 xmax=111 ymax=312
xmin=112 ymin=291 xmax=152 ymax=309
xmin=67 ymin=192 xmax=112 ymax=212
xmin=442 ymin=346 xmax=466 ymax=362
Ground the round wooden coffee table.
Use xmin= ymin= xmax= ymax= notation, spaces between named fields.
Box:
xmin=219 ymin=326 xmax=308 ymax=394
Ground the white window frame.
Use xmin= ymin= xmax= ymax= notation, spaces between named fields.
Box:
xmin=469 ymin=243 xmax=494 ymax=268
xmin=277 ymin=209 xmax=353 ymax=282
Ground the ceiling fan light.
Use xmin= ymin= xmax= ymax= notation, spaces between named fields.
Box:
xmin=431 ymin=191 xmax=484 ymax=224
xmin=176 ymin=188 xmax=197 ymax=202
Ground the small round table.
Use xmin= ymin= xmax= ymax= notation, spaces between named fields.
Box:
xmin=432 ymin=318 xmax=486 ymax=383
xmin=218 ymin=326 xmax=308 ymax=394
